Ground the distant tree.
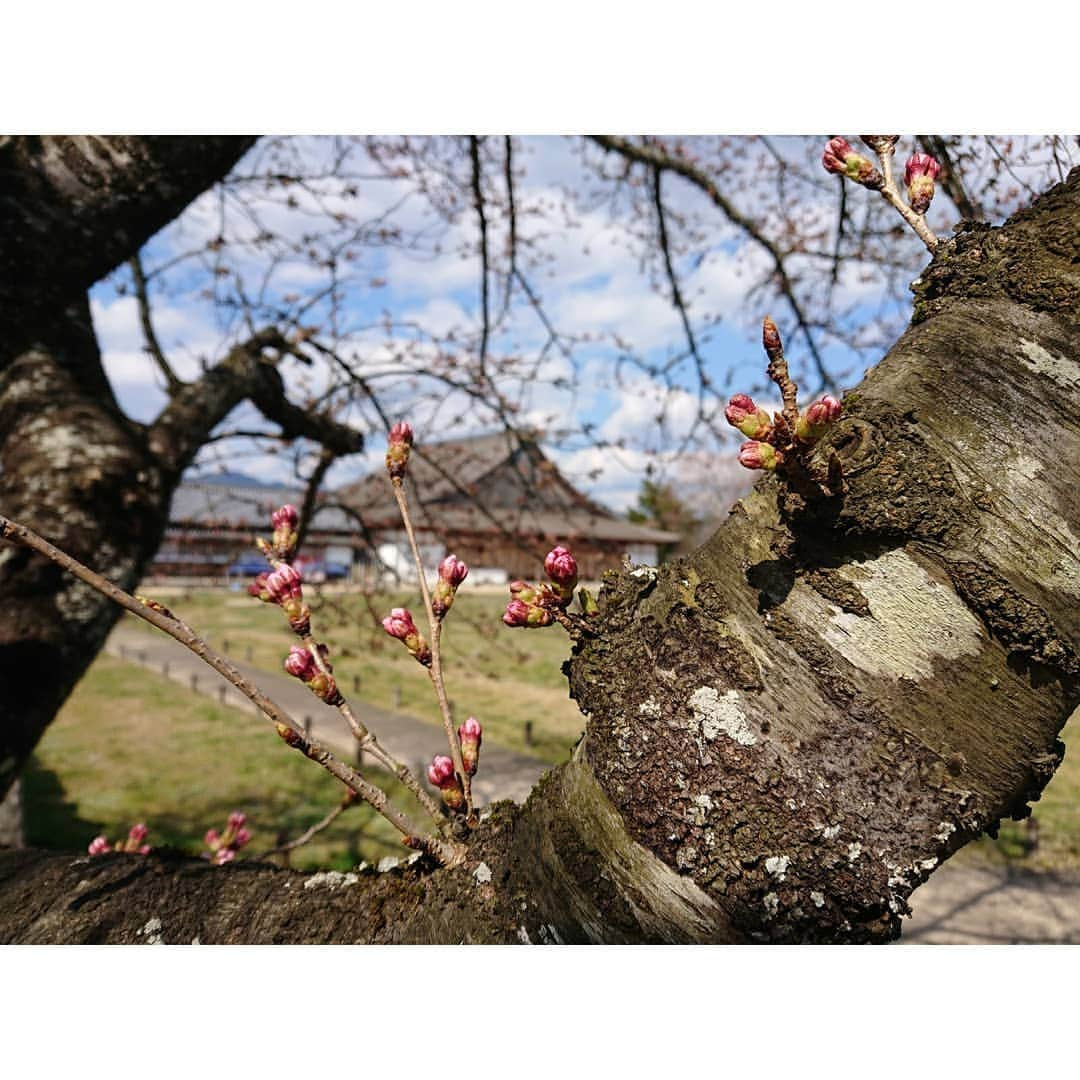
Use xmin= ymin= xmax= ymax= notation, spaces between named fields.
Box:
xmin=628 ymin=478 xmax=700 ymax=562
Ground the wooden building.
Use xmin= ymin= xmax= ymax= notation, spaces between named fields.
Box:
xmin=154 ymin=433 xmax=680 ymax=583
xmin=339 ymin=431 xmax=680 ymax=582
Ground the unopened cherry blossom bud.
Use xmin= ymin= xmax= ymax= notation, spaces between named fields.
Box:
xmin=248 ymin=572 xmax=273 ymax=602
xmin=385 ymin=421 xmax=414 ymax=479
xmin=433 ymin=554 xmax=469 ymax=617
xmin=266 ymin=564 xmax=303 ymax=603
xmin=904 ymin=153 xmax=941 ymax=215
xmin=128 ymin=823 xmax=149 ymax=844
xmin=271 ymin=504 xmax=300 ymax=561
xmin=227 ymin=811 xmax=247 ymax=831
xmin=281 ymin=597 xmax=311 ymax=636
xmin=204 ymin=828 xmax=221 ymax=849
xmin=307 ymin=670 xmax=343 ymax=705
xmin=138 ymin=845 xmax=151 ymax=855
xmin=724 ymin=393 xmax=773 ymax=439
xmin=284 ymin=645 xmax=317 ymax=681
xmin=427 ymin=755 xmax=464 ymax=812
xmin=822 ymin=137 xmax=883 ymax=190
xmin=545 ymin=546 xmax=578 ymax=589
xmin=458 ymin=716 xmax=482 ymax=776
xmin=509 ymin=580 xmax=539 ymax=603
xmin=215 ymin=848 xmax=236 ymax=865
xmin=503 ymin=597 xmax=554 ymax=627
xmin=795 ymin=395 xmax=843 ymax=442
xmin=234 ymin=827 xmax=252 ymax=848
xmin=88 ymin=836 xmax=110 ymax=856
xmin=738 ymin=440 xmax=780 ymax=471
xmin=271 ymin=505 xmax=298 ymax=531
xmin=382 ymin=607 xmax=431 ymax=664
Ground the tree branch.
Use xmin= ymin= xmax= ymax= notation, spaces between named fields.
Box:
xmin=147 ymin=329 xmax=363 ymax=476
xmin=588 ymin=135 xmax=833 ymax=391
xmin=128 ymin=253 xmax=183 ymax=394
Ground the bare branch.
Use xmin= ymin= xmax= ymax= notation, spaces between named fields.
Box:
xmin=588 ymin=134 xmax=834 ymax=391
xmin=128 ymin=253 xmax=183 ymax=393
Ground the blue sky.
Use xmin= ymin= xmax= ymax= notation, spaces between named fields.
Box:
xmin=87 ymin=135 xmax=944 ymax=512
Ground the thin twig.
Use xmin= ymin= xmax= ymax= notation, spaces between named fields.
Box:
xmin=390 ymin=477 xmax=473 ymax=819
xmin=129 ymin=253 xmax=183 ymax=393
xmin=295 ymin=445 xmax=337 ymax=552
xmin=588 ymin=134 xmax=834 ymax=392
xmin=0 ymin=513 xmax=463 ymax=866
xmin=469 ymin=135 xmax=491 ymax=385
xmin=869 ymin=141 xmax=939 ymax=254
xmin=254 ymin=796 xmax=354 ymax=860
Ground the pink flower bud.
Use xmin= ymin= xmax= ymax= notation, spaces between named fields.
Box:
xmin=738 ymin=440 xmax=780 ymax=471
xmin=88 ymin=836 xmax=110 ymax=856
xmin=438 ymin=554 xmax=469 ymax=587
xmin=509 ymin=580 xmax=538 ymax=603
xmin=904 ymin=153 xmax=941 ymax=186
xmin=248 ymin=573 xmax=273 ymax=602
xmin=272 ymin=505 xmax=299 ymax=531
xmin=386 ymin=421 xmax=414 ymax=479
xmin=265 ymin=564 xmax=302 ymax=603
xmin=382 ymin=607 xmax=418 ymax=641
xmin=433 ymin=555 xmax=469 ymax=618
xmin=796 ymin=396 xmax=843 ymax=442
xmin=128 ymin=823 xmax=149 ymax=844
xmin=138 ymin=845 xmax=151 ymax=855
xmin=904 ymin=153 xmax=941 ymax=215
xmin=214 ymin=848 xmax=236 ymax=865
xmin=544 ymin=546 xmax=578 ymax=588
xmin=458 ymin=716 xmax=482 ymax=776
xmin=427 ymin=755 xmax=456 ymax=789
xmin=284 ymin=645 xmax=317 ymax=681
xmin=234 ymin=828 xmax=252 ymax=848
xmin=205 ymin=828 xmax=220 ymax=849
xmin=821 ymin=137 xmax=883 ymax=189
xmin=724 ymin=393 xmax=773 ymax=439
xmin=503 ymin=598 xmax=554 ymax=627
xmin=227 ymin=811 xmax=247 ymax=831
xmin=502 ymin=599 xmax=531 ymax=627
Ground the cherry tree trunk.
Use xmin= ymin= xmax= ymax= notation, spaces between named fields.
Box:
xmin=0 ymin=137 xmax=255 ymax=802
xmin=1 ymin=167 xmax=1076 ymax=944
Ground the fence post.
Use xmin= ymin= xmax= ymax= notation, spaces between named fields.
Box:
xmin=190 ymin=673 xmax=198 ymax=692
xmin=218 ymin=685 xmax=226 ymax=705
xmin=161 ymin=661 xmax=170 ymax=678
xmin=524 ymin=720 xmax=534 ymax=747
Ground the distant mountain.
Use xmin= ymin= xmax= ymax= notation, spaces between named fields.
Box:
xmin=186 ymin=471 xmax=276 ymax=488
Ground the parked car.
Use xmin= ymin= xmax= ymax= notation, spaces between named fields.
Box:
xmin=300 ymin=561 xmax=350 ymax=583
xmin=227 ymin=556 xmax=270 ymax=577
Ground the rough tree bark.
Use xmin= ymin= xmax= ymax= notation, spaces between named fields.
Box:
xmin=0 ymin=161 xmax=1076 ymax=945
xmin=0 ymin=137 xmax=362 ymax=806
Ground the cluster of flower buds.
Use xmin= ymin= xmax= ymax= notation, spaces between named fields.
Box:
xmin=385 ymin=421 xmax=413 ymax=480
xmin=502 ymin=546 xmax=580 ymax=628
xmin=432 ymin=554 xmax=469 ymax=619
xmin=203 ymin=811 xmax=252 ymax=866
xmin=88 ymin=822 xmax=152 ymax=856
xmin=284 ymin=643 xmax=343 ymax=705
xmin=821 ymin=137 xmax=883 ymax=190
xmin=427 ymin=755 xmax=464 ymax=813
xmin=270 ymin=504 xmax=300 ymax=562
xmin=904 ymin=153 xmax=941 ymax=216
xmin=730 ymin=391 xmax=843 ymax=471
xmin=382 ymin=607 xmax=432 ymax=665
xmin=249 ymin=555 xmax=311 ymax=636
xmin=458 ymin=716 xmax=482 ymax=776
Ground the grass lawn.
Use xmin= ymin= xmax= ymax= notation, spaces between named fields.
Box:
xmin=23 ymin=655 xmax=418 ymax=871
xmin=24 ymin=581 xmax=1080 ymax=876
xmin=121 ymin=586 xmax=586 ymax=765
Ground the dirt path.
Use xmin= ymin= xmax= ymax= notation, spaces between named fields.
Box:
xmin=106 ymin=626 xmax=549 ymax=806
